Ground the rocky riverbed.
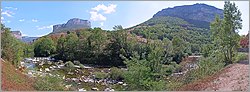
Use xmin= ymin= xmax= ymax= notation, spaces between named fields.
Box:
xmin=20 ymin=57 xmax=127 ymax=91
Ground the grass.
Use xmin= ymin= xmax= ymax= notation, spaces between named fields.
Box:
xmin=165 ymin=56 xmax=225 ymax=91
xmin=1 ymin=60 xmax=35 ymax=91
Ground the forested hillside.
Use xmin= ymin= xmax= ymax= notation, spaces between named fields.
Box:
xmin=153 ymin=3 xmax=223 ymax=29
xmin=1 ymin=2 xmax=248 ymax=91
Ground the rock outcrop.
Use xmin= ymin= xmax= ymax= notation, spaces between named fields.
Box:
xmin=53 ymin=18 xmax=91 ymax=33
xmin=11 ymin=31 xmax=22 ymax=39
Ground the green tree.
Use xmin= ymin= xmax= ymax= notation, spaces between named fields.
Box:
xmin=172 ymin=36 xmax=186 ymax=63
xmin=124 ymin=41 xmax=167 ymax=91
xmin=162 ymin=38 xmax=173 ymax=64
xmin=64 ymin=33 xmax=79 ymax=61
xmin=107 ymin=26 xmax=130 ymax=66
xmin=1 ymin=24 xmax=24 ymax=67
xmin=23 ymin=43 xmax=34 ymax=58
xmin=55 ymin=35 xmax=66 ymax=60
xmin=34 ymin=36 xmax=56 ymax=57
xmin=210 ymin=1 xmax=242 ymax=64
xmin=86 ymin=28 xmax=108 ymax=64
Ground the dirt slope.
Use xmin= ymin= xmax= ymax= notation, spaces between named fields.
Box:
xmin=1 ymin=59 xmax=35 ymax=91
xmin=180 ymin=60 xmax=249 ymax=91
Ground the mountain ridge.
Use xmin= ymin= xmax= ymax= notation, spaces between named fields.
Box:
xmin=153 ymin=3 xmax=223 ymax=29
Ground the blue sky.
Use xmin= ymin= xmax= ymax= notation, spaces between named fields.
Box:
xmin=1 ymin=1 xmax=249 ymax=37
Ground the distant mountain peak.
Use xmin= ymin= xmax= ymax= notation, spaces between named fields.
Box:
xmin=153 ymin=3 xmax=223 ymax=29
xmin=53 ymin=18 xmax=91 ymax=33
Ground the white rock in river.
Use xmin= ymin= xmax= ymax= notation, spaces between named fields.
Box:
xmin=91 ymin=87 xmax=99 ymax=91
xmin=110 ymin=89 xmax=115 ymax=91
xmin=118 ymin=81 xmax=123 ymax=85
xmin=123 ymin=83 xmax=128 ymax=86
xmin=45 ymin=68 xmax=50 ymax=72
xmin=79 ymin=88 xmax=86 ymax=91
xmin=104 ymin=88 xmax=111 ymax=91
xmin=65 ymin=84 xmax=72 ymax=89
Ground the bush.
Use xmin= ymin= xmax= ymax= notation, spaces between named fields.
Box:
xmin=79 ymin=64 xmax=85 ymax=68
xmin=65 ymin=61 xmax=75 ymax=68
xmin=164 ymin=62 xmax=182 ymax=76
xmin=234 ymin=53 xmax=248 ymax=63
xmin=93 ymin=72 xmax=108 ymax=79
xmin=109 ymin=67 xmax=124 ymax=80
xmin=34 ymin=75 xmax=65 ymax=91
xmin=165 ymin=65 xmax=175 ymax=76
xmin=184 ymin=57 xmax=225 ymax=84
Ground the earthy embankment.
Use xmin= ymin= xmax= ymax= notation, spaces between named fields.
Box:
xmin=179 ymin=60 xmax=249 ymax=91
xmin=1 ymin=59 xmax=35 ymax=91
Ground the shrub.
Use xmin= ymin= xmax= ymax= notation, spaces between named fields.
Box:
xmin=93 ymin=72 xmax=108 ymax=79
xmin=109 ymin=67 xmax=124 ymax=80
xmin=165 ymin=65 xmax=175 ymax=76
xmin=34 ymin=75 xmax=65 ymax=91
xmin=184 ymin=56 xmax=225 ymax=84
xmin=164 ymin=62 xmax=182 ymax=76
xmin=79 ymin=64 xmax=85 ymax=68
xmin=65 ymin=61 xmax=75 ymax=68
xmin=234 ymin=53 xmax=248 ymax=63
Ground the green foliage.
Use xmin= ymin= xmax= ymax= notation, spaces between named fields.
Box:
xmin=23 ymin=43 xmax=35 ymax=58
xmin=65 ymin=61 xmax=75 ymax=68
xmin=109 ymin=67 xmax=124 ymax=80
xmin=210 ymin=1 xmax=242 ymax=64
xmin=123 ymin=42 xmax=167 ymax=91
xmin=164 ymin=62 xmax=181 ymax=76
xmin=93 ymin=72 xmax=108 ymax=79
xmin=184 ymin=57 xmax=225 ymax=84
xmin=1 ymin=24 xmax=24 ymax=67
xmin=234 ymin=53 xmax=248 ymax=63
xmin=34 ymin=75 xmax=65 ymax=91
xmin=64 ymin=33 xmax=79 ymax=61
xmin=131 ymin=16 xmax=211 ymax=51
xmin=79 ymin=64 xmax=85 ymax=69
xmin=34 ymin=36 xmax=56 ymax=57
xmin=172 ymin=36 xmax=186 ymax=63
xmin=54 ymin=27 xmax=137 ymax=66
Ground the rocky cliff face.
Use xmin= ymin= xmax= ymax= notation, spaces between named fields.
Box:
xmin=11 ymin=31 xmax=22 ymax=39
xmin=53 ymin=18 xmax=91 ymax=33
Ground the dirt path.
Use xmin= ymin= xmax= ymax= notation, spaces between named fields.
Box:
xmin=180 ymin=60 xmax=249 ymax=91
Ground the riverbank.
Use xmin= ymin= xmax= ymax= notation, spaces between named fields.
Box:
xmin=1 ymin=59 xmax=36 ymax=91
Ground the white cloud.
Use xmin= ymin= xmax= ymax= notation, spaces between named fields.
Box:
xmin=1 ymin=17 xmax=4 ymax=20
xmin=32 ymin=19 xmax=38 ymax=22
xmin=5 ymin=7 xmax=17 ymax=10
xmin=89 ymin=11 xmax=106 ymax=21
xmin=1 ymin=10 xmax=14 ymax=17
xmin=19 ymin=19 xmax=25 ymax=22
xmin=37 ymin=25 xmax=53 ymax=30
xmin=92 ymin=4 xmax=117 ymax=14
xmin=89 ymin=4 xmax=117 ymax=22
